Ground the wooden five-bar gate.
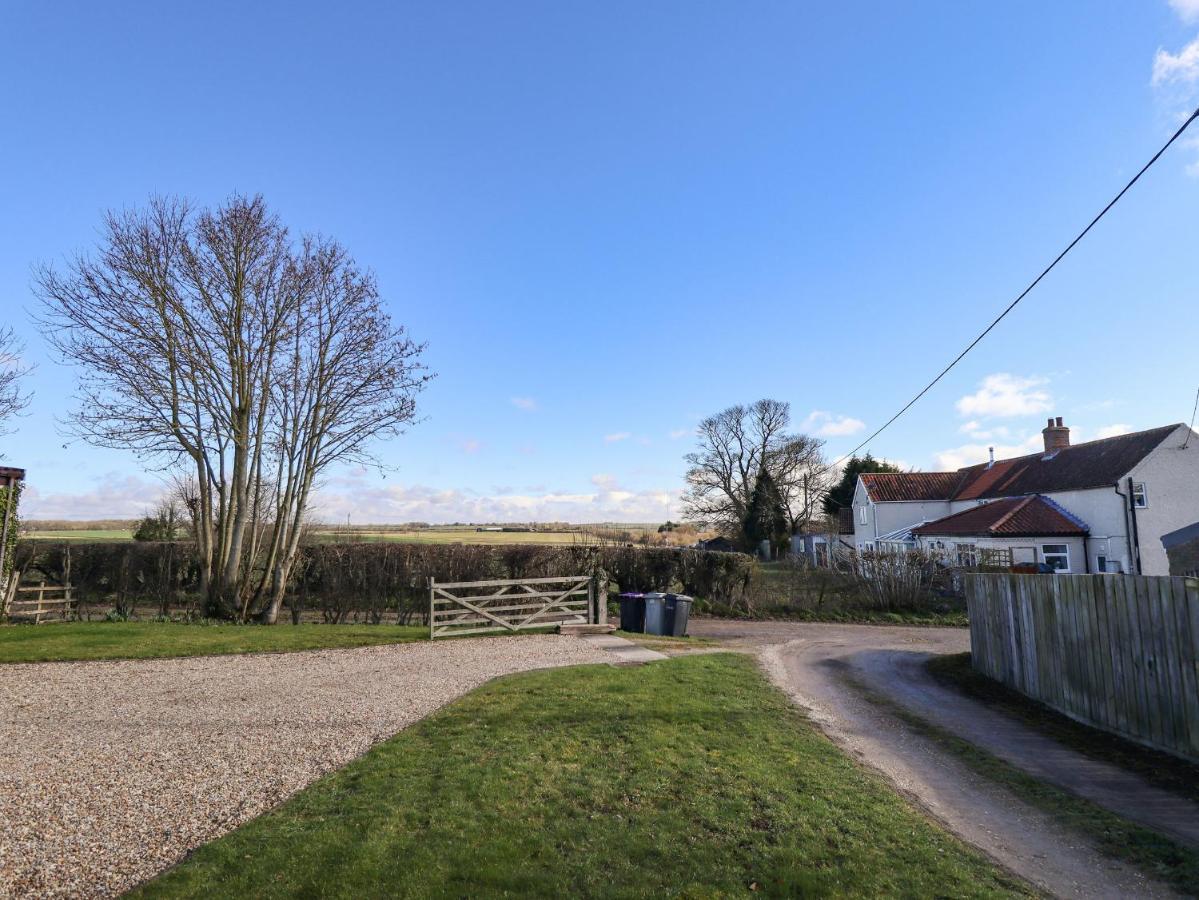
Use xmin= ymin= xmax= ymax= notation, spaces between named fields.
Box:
xmin=1 ymin=579 xmax=76 ymax=623
xmin=429 ymin=574 xmax=603 ymax=639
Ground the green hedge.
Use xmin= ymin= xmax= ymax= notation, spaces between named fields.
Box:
xmin=13 ymin=540 xmax=755 ymax=622
xmin=0 ymin=482 xmax=19 ymax=586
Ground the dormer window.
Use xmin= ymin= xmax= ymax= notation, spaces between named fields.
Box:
xmin=1132 ymin=482 xmax=1148 ymax=508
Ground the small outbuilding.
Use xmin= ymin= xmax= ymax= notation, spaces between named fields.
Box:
xmin=695 ymin=536 xmax=738 ymax=553
xmin=912 ymin=494 xmax=1091 ymax=573
xmin=1161 ymin=522 xmax=1199 ymax=577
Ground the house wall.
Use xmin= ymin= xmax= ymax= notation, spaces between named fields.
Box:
xmin=1035 ymin=486 xmax=1130 ymax=574
xmin=916 ymin=534 xmax=1087 ymax=573
xmin=851 ymin=479 xmax=952 ymax=548
xmin=1127 ymin=425 xmax=1199 ymax=576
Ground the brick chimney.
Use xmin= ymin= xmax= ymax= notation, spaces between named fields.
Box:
xmin=1042 ymin=416 xmax=1070 ymax=453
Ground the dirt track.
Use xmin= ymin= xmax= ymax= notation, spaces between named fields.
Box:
xmin=689 ymin=619 xmax=1193 ymax=899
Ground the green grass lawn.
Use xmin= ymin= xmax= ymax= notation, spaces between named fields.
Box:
xmin=0 ymin=622 xmax=428 ymax=664
xmin=132 ymin=654 xmax=1027 ymax=899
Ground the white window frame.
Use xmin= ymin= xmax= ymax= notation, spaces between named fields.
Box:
xmin=1042 ymin=543 xmax=1070 ymax=572
xmin=857 ymin=505 xmax=868 ymax=526
xmin=1132 ymin=482 xmax=1148 ymax=508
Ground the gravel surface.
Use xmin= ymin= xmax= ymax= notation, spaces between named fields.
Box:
xmin=0 ymin=635 xmax=610 ymax=898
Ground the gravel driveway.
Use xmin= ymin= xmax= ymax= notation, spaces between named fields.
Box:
xmin=0 ymin=635 xmax=610 ymax=898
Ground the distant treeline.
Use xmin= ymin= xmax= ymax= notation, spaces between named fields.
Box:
xmin=13 ymin=540 xmax=755 ymax=623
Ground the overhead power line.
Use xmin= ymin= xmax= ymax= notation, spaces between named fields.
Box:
xmin=1183 ymin=386 xmax=1199 ymax=450
xmin=829 ymin=103 xmax=1199 ymax=471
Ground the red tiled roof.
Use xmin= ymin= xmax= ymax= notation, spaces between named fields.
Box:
xmin=859 ymin=424 xmax=1181 ymax=503
xmin=859 ymin=472 xmax=963 ymax=502
xmin=912 ymin=495 xmax=1089 ymax=537
xmin=952 ymin=425 xmax=1178 ymax=499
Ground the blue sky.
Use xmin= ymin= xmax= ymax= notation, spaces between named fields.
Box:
xmin=2 ymin=1 xmax=1198 ymax=523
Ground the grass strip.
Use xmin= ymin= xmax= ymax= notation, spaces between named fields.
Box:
xmin=837 ymin=667 xmax=1199 ymax=896
xmin=132 ymin=654 xmax=1027 ymax=899
xmin=0 ymin=621 xmax=429 ymax=664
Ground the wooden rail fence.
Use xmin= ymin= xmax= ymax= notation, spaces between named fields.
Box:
xmin=2 ymin=580 xmax=76 ymax=624
xmin=965 ymin=573 xmax=1199 ymax=762
xmin=429 ymin=574 xmax=602 ymax=639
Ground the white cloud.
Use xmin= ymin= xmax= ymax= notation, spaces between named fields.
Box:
xmin=310 ymin=480 xmax=678 ymax=523
xmin=802 ymin=410 xmax=866 ymax=438
xmin=668 ymin=428 xmax=691 ymax=440
xmin=933 ymin=435 xmax=1043 ymax=471
xmin=1095 ymin=423 xmax=1131 ymax=439
xmin=21 ymin=474 xmax=166 ymax=520
xmin=955 ymin=373 xmax=1052 ymax=419
xmin=603 ymin=432 xmax=631 ymax=444
xmin=1153 ymin=36 xmax=1199 ymax=85
xmin=1170 ymin=0 xmax=1199 ymax=23
xmin=510 ymin=396 xmax=538 ymax=412
xmin=959 ymin=420 xmax=1013 ymax=440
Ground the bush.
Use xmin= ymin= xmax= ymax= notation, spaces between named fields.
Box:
xmin=14 ymin=540 xmax=756 ymax=623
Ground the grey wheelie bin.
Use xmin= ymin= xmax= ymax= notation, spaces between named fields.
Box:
xmin=663 ymin=594 xmax=693 ymax=636
xmin=643 ymin=592 xmax=668 ymax=635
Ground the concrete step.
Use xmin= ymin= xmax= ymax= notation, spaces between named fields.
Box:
xmin=557 ymin=622 xmax=617 ymax=636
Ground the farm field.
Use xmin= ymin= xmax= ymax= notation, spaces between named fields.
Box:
xmin=20 ymin=524 xmax=658 ymax=545
xmin=21 ymin=528 xmax=133 ymax=541
xmin=308 ymin=528 xmax=600 ymax=545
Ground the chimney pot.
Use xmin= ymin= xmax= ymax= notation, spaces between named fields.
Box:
xmin=1056 ymin=416 xmax=1063 ymax=427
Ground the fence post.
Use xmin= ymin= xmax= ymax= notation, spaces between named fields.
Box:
xmin=428 ymin=577 xmax=435 ymax=641
xmin=587 ymin=575 xmax=597 ymax=625
xmin=595 ymin=573 xmax=608 ymax=625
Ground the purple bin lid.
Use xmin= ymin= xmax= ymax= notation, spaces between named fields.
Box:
xmin=617 ymin=592 xmax=645 ymax=599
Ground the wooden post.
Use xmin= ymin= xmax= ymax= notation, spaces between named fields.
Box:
xmin=587 ymin=575 xmax=597 ymax=625
xmin=35 ymin=581 xmax=45 ymax=625
xmin=0 ymin=568 xmax=16 ymax=622
xmin=591 ymin=573 xmax=607 ymax=625
xmin=428 ymin=577 xmax=435 ymax=641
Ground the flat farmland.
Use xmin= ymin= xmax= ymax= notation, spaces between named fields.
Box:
xmin=22 ymin=529 xmax=133 ymax=541
xmin=19 ymin=526 xmax=654 ymax=545
xmin=309 ymin=529 xmax=605 ymax=545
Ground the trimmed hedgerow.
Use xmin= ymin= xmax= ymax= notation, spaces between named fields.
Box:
xmin=14 ymin=540 xmax=755 ymax=622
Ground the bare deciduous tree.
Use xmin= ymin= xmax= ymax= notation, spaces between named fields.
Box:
xmin=0 ymin=327 xmax=33 ymax=439
xmin=37 ymin=195 xmax=431 ymax=621
xmin=681 ymin=399 xmax=828 ymax=543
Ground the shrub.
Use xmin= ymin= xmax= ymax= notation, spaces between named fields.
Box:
xmin=14 ymin=540 xmax=756 ymax=622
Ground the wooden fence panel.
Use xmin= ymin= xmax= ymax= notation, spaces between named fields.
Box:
xmin=965 ymin=573 xmax=1199 ymax=762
